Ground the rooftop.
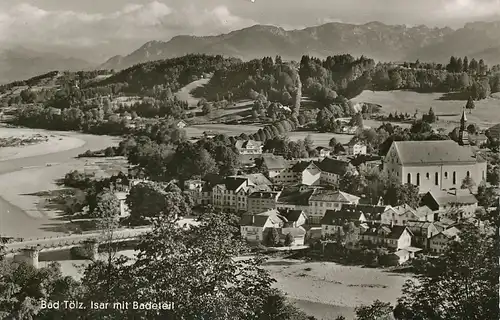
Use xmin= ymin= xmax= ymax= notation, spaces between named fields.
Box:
xmin=428 ymin=189 xmax=478 ymax=206
xmin=320 ymin=209 xmax=365 ymax=225
xmin=317 ymin=157 xmax=352 ymax=175
xmin=309 ymin=189 xmax=360 ymax=203
xmin=393 ymin=140 xmax=481 ymax=165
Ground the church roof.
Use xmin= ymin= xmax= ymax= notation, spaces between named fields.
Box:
xmin=393 ymin=140 xmax=480 ymax=165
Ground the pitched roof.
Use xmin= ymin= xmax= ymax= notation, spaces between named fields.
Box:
xmin=414 ymin=206 xmax=434 ymax=218
xmin=277 ymin=185 xmax=318 ymax=205
xmin=342 ymin=204 xmax=388 ymax=216
xmin=487 ymin=123 xmax=500 ymax=138
xmin=320 ymin=209 xmax=364 ymax=225
xmin=290 ymin=161 xmax=320 ymax=173
xmin=385 ymin=204 xmax=417 ymax=217
xmin=232 ymin=173 xmax=272 ymax=186
xmin=317 ymin=157 xmax=351 ymax=175
xmin=428 ymin=189 xmax=478 ymax=206
xmin=239 ymin=209 xmax=286 ymax=227
xmin=278 ymin=209 xmax=305 ymax=222
xmin=393 ymin=140 xmax=481 ymax=165
xmin=248 ymin=191 xmax=280 ymax=199
xmin=214 ymin=177 xmax=248 ymax=191
xmin=309 ymin=189 xmax=360 ymax=203
xmin=235 ymin=140 xmax=262 ymax=149
xmin=262 ymin=155 xmax=288 ymax=170
xmin=387 ymin=226 xmax=412 ymax=239
xmin=433 ymin=226 xmax=460 ymax=239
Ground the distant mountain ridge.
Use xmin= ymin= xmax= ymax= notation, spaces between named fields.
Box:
xmin=101 ymin=20 xmax=500 ymax=71
xmin=0 ymin=47 xmax=93 ymax=84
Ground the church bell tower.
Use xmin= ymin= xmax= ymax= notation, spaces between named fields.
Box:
xmin=458 ymin=107 xmax=469 ymax=146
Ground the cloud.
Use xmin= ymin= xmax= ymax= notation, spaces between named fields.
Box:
xmin=0 ymin=1 xmax=256 ymax=47
xmin=436 ymin=0 xmax=500 ymax=18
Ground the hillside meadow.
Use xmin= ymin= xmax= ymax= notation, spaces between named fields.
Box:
xmin=351 ymin=90 xmax=500 ymax=130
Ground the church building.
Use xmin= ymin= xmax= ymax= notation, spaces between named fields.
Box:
xmin=383 ymin=140 xmax=487 ymax=194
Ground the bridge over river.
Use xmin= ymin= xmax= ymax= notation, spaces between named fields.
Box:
xmin=3 ymin=227 xmax=152 ymax=268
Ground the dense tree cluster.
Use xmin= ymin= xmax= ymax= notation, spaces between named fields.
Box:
xmin=94 ymin=54 xmax=239 ymax=96
xmin=193 ymin=56 xmax=300 ymax=106
xmin=262 ymin=135 xmax=317 ymax=159
xmin=353 ymin=120 xmax=449 ymax=156
xmin=299 ymin=54 xmax=375 ymax=101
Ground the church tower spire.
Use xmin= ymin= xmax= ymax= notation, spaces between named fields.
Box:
xmin=459 ymin=106 xmax=469 ymax=146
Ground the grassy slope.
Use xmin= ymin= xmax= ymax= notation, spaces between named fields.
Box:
xmin=352 ymin=90 xmax=500 ymax=130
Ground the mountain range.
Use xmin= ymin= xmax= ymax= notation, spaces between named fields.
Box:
xmin=101 ymin=20 xmax=500 ymax=71
xmin=3 ymin=20 xmax=500 ymax=84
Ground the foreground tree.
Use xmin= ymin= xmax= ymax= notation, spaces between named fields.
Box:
xmin=395 ymin=224 xmax=499 ymax=319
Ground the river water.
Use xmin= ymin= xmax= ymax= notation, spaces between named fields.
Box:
xmin=0 ymin=129 xmax=118 ymax=239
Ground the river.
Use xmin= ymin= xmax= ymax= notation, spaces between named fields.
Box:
xmin=0 ymin=128 xmax=118 ymax=239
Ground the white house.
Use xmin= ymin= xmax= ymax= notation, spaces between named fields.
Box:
xmin=235 ymin=140 xmax=263 ymax=155
xmin=239 ymin=211 xmax=285 ymax=243
xmin=381 ymin=204 xmax=435 ymax=226
xmin=345 ymin=140 xmax=367 ymax=156
xmin=273 ymin=161 xmax=322 ymax=186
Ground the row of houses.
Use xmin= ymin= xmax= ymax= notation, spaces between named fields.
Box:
xmin=239 ymin=202 xmax=464 ymax=264
xmin=234 ymin=139 xmax=368 ymax=157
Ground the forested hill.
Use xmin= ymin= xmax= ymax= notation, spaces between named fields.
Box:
xmin=91 ymin=54 xmax=241 ymax=96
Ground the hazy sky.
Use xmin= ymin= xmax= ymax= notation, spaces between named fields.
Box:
xmin=0 ymin=0 xmax=499 ymax=58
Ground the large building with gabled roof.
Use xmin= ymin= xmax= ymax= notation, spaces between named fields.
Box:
xmin=383 ymin=140 xmax=487 ymax=193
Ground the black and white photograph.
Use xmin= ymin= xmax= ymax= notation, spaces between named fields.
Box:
xmin=0 ymin=0 xmax=499 ymax=319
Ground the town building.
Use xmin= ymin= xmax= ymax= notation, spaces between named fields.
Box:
xmin=276 ymin=185 xmax=319 ymax=216
xmin=234 ymin=140 xmax=263 ymax=155
xmin=429 ymin=227 xmax=460 ymax=254
xmin=315 ymin=147 xmax=332 ymax=158
xmin=380 ymin=204 xmax=435 ymax=226
xmin=317 ymin=157 xmax=355 ymax=185
xmin=383 ymin=140 xmax=487 ymax=193
xmin=279 ymin=209 xmax=308 ymax=228
xmin=239 ymin=210 xmax=285 ymax=243
xmin=320 ymin=208 xmax=368 ymax=238
xmin=273 ymin=161 xmax=322 ymax=186
xmin=406 ymin=221 xmax=440 ymax=249
xmin=341 ymin=204 xmax=389 ymax=221
xmin=345 ymin=140 xmax=367 ymax=156
xmin=308 ymin=189 xmax=360 ymax=224
xmin=175 ymin=120 xmax=188 ymax=129
xmin=239 ymin=209 xmax=307 ymax=245
xmin=360 ymin=225 xmax=413 ymax=250
xmin=247 ymin=191 xmax=281 ymax=214
xmin=392 ymin=247 xmax=422 ymax=265
xmin=261 ymin=155 xmax=289 ymax=178
xmin=211 ymin=177 xmax=255 ymax=212
xmin=420 ymin=189 xmax=478 ymax=218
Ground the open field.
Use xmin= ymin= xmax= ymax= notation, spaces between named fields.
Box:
xmin=289 ymin=132 xmax=353 ymax=147
xmin=175 ymin=77 xmax=211 ymax=109
xmin=351 ymin=90 xmax=500 ymax=131
xmin=185 ymin=123 xmax=263 ymax=139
